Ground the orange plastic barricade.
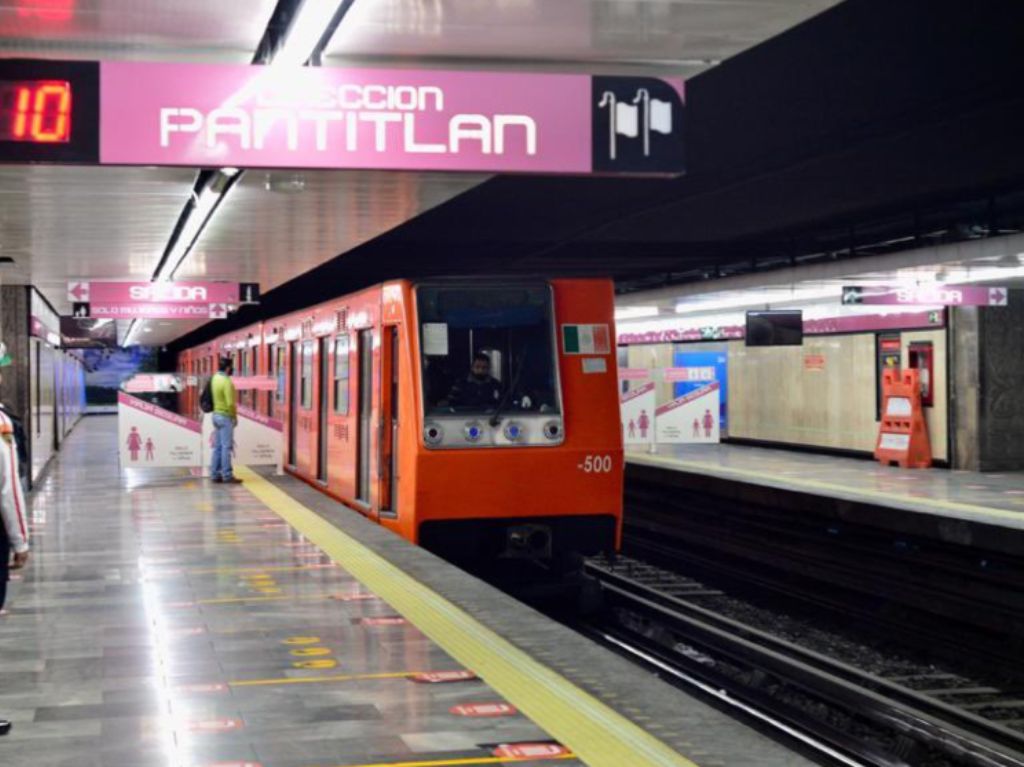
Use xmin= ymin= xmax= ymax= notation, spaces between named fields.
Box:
xmin=875 ymin=369 xmax=932 ymax=469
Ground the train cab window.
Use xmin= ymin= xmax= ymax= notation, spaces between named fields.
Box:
xmin=417 ymin=284 xmax=561 ymax=416
xmin=334 ymin=334 xmax=350 ymax=415
xmin=300 ymin=341 xmax=314 ymax=409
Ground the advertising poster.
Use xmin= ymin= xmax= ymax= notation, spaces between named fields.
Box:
xmin=118 ymin=392 xmax=201 ymax=468
xmin=83 ymin=347 xmax=159 ymax=412
xmin=620 ymin=382 xmax=656 ymax=446
xmin=673 ymin=349 xmax=728 ymax=431
xmin=655 ymin=383 xmax=721 ymax=444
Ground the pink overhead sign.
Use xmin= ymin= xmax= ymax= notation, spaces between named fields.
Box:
xmin=842 ymin=285 xmax=1009 ymax=307
xmin=67 ymin=281 xmax=240 ymax=304
xmin=89 ymin=302 xmax=230 ymax=320
xmin=98 ymin=62 xmax=684 ymax=175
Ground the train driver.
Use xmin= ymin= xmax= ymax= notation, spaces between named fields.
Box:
xmin=445 ymin=352 xmax=503 ymax=409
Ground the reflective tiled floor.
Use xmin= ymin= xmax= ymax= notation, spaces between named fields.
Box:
xmin=1 ymin=417 xmax=581 ymax=767
xmin=628 ymin=443 xmax=1024 ymax=528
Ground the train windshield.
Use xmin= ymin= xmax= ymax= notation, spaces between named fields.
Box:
xmin=417 ymin=284 xmax=561 ymax=416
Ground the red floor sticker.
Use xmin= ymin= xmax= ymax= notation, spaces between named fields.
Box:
xmin=412 ymin=670 xmax=478 ymax=684
xmin=187 ymin=718 xmax=244 ymax=733
xmin=450 ymin=702 xmax=517 ymax=717
xmin=493 ymin=743 xmax=570 ymax=758
xmin=360 ymin=617 xmax=407 ymax=626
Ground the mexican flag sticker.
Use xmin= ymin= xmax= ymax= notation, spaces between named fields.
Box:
xmin=562 ymin=324 xmax=611 ymax=354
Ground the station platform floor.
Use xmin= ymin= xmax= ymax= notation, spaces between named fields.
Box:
xmin=627 ymin=442 xmax=1024 ymax=532
xmin=0 ymin=416 xmax=816 ymax=767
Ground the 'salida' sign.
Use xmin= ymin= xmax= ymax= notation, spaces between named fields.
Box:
xmin=95 ymin=62 xmax=684 ymax=176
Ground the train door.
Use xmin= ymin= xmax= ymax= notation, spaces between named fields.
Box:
xmin=355 ymin=329 xmax=373 ymax=506
xmin=316 ymin=337 xmax=329 ymax=483
xmin=266 ymin=345 xmax=275 ymax=417
xmin=288 ymin=341 xmax=299 ymax=467
xmin=379 ymin=326 xmax=399 ymax=517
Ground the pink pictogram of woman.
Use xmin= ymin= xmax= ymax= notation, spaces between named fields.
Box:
xmin=126 ymin=427 xmax=143 ymax=461
xmin=145 ymin=438 xmax=155 ymax=461
xmin=638 ymin=409 xmax=650 ymax=439
xmin=702 ymin=408 xmax=714 ymax=438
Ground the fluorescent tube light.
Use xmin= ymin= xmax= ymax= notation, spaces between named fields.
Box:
xmin=675 ymin=285 xmax=839 ymax=315
xmin=615 ymin=306 xmax=660 ymax=320
xmin=273 ymin=0 xmax=347 ymax=68
xmin=155 ymin=186 xmax=222 ymax=282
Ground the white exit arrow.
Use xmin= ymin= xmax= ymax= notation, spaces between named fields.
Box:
xmin=67 ymin=282 xmax=90 ymax=302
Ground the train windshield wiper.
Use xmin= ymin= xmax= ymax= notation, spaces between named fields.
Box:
xmin=489 ymin=348 xmax=527 ymax=427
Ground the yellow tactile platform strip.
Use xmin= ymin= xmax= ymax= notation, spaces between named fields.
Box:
xmin=235 ymin=465 xmax=700 ymax=767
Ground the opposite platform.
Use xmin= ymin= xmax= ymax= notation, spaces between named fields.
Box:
xmin=628 ymin=443 xmax=1024 ymax=533
xmin=0 ymin=416 xmax=813 ymax=767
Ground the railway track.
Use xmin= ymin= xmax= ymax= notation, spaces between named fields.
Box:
xmin=623 ymin=478 xmax=1024 ymax=678
xmin=583 ymin=555 xmax=1024 ymax=767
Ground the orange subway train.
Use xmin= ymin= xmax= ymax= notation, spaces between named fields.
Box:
xmin=177 ymin=279 xmax=623 ymax=574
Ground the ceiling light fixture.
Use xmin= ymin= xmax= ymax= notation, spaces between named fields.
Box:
xmin=273 ymin=0 xmax=350 ymax=68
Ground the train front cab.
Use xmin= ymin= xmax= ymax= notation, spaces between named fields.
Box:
xmin=408 ymin=278 xmax=623 ymax=573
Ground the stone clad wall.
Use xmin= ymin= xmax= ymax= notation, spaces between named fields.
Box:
xmin=951 ymin=289 xmax=1024 ymax=471
xmin=978 ymin=289 xmax=1024 ymax=471
xmin=0 ymin=285 xmax=31 ymax=424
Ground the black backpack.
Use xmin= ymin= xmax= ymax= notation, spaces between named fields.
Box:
xmin=199 ymin=377 xmax=215 ymax=413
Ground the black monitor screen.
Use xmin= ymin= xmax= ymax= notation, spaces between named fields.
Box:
xmin=745 ymin=310 xmax=803 ymax=346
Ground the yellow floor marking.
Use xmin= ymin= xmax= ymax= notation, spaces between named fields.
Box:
xmin=185 ymin=564 xmax=334 ymax=575
xmin=323 ymin=755 xmax=577 ymax=767
xmin=196 ymin=592 xmax=336 ymax=605
xmin=229 ymin=671 xmax=418 ymax=687
xmin=236 ymin=465 xmax=698 ymax=767
xmin=630 ymin=453 xmax=1024 ymax=523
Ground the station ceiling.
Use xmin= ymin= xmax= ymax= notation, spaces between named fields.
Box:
xmin=0 ymin=0 xmax=840 ymax=345
xmin=3 ymin=0 xmax=1022 ymax=353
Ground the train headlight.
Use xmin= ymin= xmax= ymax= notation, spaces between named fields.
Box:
xmin=543 ymin=420 xmax=562 ymax=440
xmin=503 ymin=421 xmax=524 ymax=442
xmin=464 ymin=422 xmax=483 ymax=442
xmin=424 ymin=423 xmax=444 ymax=446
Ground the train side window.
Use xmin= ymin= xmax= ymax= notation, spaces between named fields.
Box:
xmin=275 ymin=346 xmax=286 ymax=402
xmin=334 ymin=334 xmax=350 ymax=415
xmin=301 ymin=341 xmax=314 ymax=409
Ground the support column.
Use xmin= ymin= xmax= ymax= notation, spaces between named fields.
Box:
xmin=0 ymin=285 xmax=31 ymax=421
xmin=950 ymin=289 xmax=1024 ymax=471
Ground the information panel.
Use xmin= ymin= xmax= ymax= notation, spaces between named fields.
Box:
xmin=0 ymin=59 xmax=685 ymax=176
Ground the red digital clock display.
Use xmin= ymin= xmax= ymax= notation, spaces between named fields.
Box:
xmin=0 ymin=80 xmax=72 ymax=143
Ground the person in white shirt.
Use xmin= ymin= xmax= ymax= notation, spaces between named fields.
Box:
xmin=0 ymin=344 xmax=29 ymax=737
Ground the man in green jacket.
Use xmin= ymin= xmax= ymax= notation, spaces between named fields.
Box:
xmin=210 ymin=356 xmax=241 ymax=484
